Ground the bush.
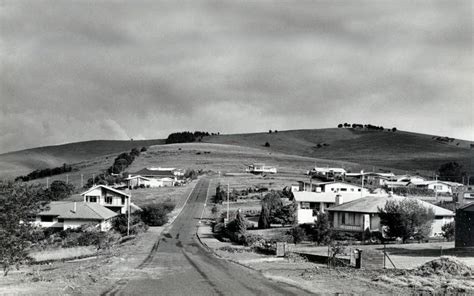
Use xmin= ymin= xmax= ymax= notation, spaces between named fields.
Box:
xmin=288 ymin=226 xmax=306 ymax=244
xmin=264 ymin=142 xmax=270 ymax=147
xmin=141 ymin=203 xmax=175 ymax=226
xmin=112 ymin=213 xmax=148 ymax=236
xmin=441 ymin=221 xmax=455 ymax=241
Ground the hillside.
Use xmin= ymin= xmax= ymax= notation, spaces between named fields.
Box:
xmin=203 ymin=128 xmax=473 ymax=175
xmin=0 ymin=139 xmax=164 ymax=178
xmin=0 ymin=128 xmax=472 ymax=180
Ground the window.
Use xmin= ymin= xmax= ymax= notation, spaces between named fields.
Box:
xmin=341 ymin=213 xmax=360 ymax=226
xmin=350 ymin=188 xmax=354 ymax=192
xmin=357 ymin=189 xmax=361 ymax=192
xmin=105 ymin=196 xmax=113 ymax=204
xmin=88 ymin=196 xmax=97 ymax=203
xmin=121 ymin=196 xmax=126 ymax=205
xmin=301 ymin=202 xmax=310 ymax=209
xmin=340 ymin=188 xmax=347 ymax=192
xmin=58 ymin=218 xmax=64 ymax=223
xmin=40 ymin=216 xmax=54 ymax=222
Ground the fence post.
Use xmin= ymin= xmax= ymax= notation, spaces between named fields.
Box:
xmin=383 ymin=244 xmax=386 ymax=269
xmin=327 ymin=245 xmax=330 ymax=268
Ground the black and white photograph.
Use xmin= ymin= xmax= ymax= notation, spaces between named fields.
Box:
xmin=0 ymin=0 xmax=473 ymax=295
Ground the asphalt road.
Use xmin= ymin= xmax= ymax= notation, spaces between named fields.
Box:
xmin=104 ymin=178 xmax=313 ymax=296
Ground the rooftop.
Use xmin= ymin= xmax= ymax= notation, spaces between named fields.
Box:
xmin=327 ymin=195 xmax=454 ymax=216
xmin=38 ymin=201 xmax=118 ymax=220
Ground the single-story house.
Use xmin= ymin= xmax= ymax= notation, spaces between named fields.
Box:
xmin=408 ymin=181 xmax=453 ymax=194
xmin=455 ymin=203 xmax=474 ymax=248
xmin=246 ymin=163 xmax=277 ymax=174
xmin=307 ymin=167 xmax=346 ymax=180
xmin=457 ymin=186 xmax=474 ymax=205
xmin=327 ymin=196 xmax=454 ymax=237
xmin=125 ymin=175 xmax=171 ymax=188
xmin=82 ymin=185 xmax=137 ymax=214
xmin=34 ymin=201 xmax=118 ymax=231
xmin=132 ymin=168 xmax=179 ymax=184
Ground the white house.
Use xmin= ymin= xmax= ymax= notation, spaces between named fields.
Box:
xmin=293 ymin=182 xmax=371 ymax=224
xmin=246 ymin=163 xmax=277 ymax=174
xmin=34 ymin=201 xmax=118 ymax=231
xmin=327 ymin=196 xmax=454 ymax=237
xmin=82 ymin=185 xmax=134 ymax=214
xmin=408 ymin=181 xmax=453 ymax=194
xmin=381 ymin=175 xmax=427 ymax=188
xmin=131 ymin=168 xmax=178 ymax=185
xmin=125 ymin=175 xmax=169 ymax=188
xmin=298 ymin=181 xmax=369 ymax=197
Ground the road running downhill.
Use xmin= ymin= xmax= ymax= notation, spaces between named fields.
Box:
xmin=104 ymin=177 xmax=313 ymax=296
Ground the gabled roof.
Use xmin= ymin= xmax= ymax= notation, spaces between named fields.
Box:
xmin=81 ymin=185 xmax=130 ymax=197
xmin=458 ymin=203 xmax=474 ymax=211
xmin=125 ymin=175 xmax=152 ymax=181
xmin=38 ymin=202 xmax=118 ymax=220
xmin=327 ymin=195 xmax=454 ymax=216
xmin=133 ymin=168 xmax=175 ymax=177
xmin=293 ymin=191 xmax=336 ymax=203
xmin=298 ymin=180 xmax=364 ymax=189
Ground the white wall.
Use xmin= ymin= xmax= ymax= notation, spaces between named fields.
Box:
xmin=297 ymin=209 xmax=316 ymax=224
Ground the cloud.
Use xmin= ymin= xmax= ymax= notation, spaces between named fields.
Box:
xmin=0 ymin=0 xmax=472 ymax=153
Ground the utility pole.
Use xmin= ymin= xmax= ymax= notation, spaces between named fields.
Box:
xmin=81 ymin=174 xmax=84 ymax=188
xmin=92 ymin=174 xmax=95 ymax=186
xmin=435 ymin=175 xmax=438 ymax=202
xmin=66 ymin=174 xmax=69 ymax=184
xmin=46 ymin=177 xmax=49 ymax=189
xmin=127 ymin=195 xmax=131 ymax=236
xmin=226 ymin=183 xmax=230 ymax=222
xmin=361 ymin=170 xmax=364 ymax=198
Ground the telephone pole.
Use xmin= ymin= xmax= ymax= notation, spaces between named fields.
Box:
xmin=81 ymin=174 xmax=84 ymax=188
xmin=226 ymin=183 xmax=230 ymax=222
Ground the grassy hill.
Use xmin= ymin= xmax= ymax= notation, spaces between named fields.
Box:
xmin=0 ymin=139 xmax=164 ymax=178
xmin=0 ymin=128 xmax=472 ymax=181
xmin=204 ymin=128 xmax=473 ymax=175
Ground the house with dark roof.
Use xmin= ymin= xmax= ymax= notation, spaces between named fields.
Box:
xmin=81 ymin=185 xmax=140 ymax=214
xmin=327 ymin=196 xmax=454 ymax=237
xmin=34 ymin=201 xmax=118 ymax=231
xmin=129 ymin=168 xmax=179 ymax=186
xmin=455 ymin=203 xmax=474 ymax=248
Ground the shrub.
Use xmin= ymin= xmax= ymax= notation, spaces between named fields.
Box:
xmin=441 ymin=221 xmax=455 ymax=241
xmin=112 ymin=213 xmax=148 ymax=236
xmin=264 ymin=142 xmax=270 ymax=147
xmin=311 ymin=212 xmax=332 ymax=245
xmin=140 ymin=146 xmax=148 ymax=152
xmin=141 ymin=203 xmax=175 ymax=226
xmin=288 ymin=226 xmax=306 ymax=244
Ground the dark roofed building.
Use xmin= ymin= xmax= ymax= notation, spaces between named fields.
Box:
xmin=133 ymin=168 xmax=176 ymax=178
xmin=455 ymin=203 xmax=474 ymax=248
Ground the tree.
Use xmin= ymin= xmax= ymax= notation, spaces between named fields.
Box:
xmin=44 ymin=180 xmax=75 ymax=201
xmin=264 ymin=142 xmax=270 ymax=147
xmin=378 ymin=199 xmax=434 ymax=243
xmin=311 ymin=212 xmax=332 ymax=245
xmin=338 ymin=124 xmax=343 ymax=128
xmin=0 ymin=182 xmax=48 ymax=276
xmin=392 ymin=127 xmax=397 ymax=132
xmin=272 ymin=202 xmax=297 ymax=226
xmin=441 ymin=221 xmax=455 ymax=241
xmin=438 ymin=162 xmax=465 ymax=183
xmin=258 ymin=205 xmax=270 ymax=229
xmin=141 ymin=203 xmax=175 ymax=226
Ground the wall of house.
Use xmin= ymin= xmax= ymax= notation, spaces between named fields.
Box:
xmin=84 ymin=188 xmax=127 ymax=212
xmin=428 ymin=183 xmax=452 ymax=194
xmin=297 ymin=208 xmax=316 ymax=224
xmin=431 ymin=216 xmax=454 ymax=237
xmin=63 ymin=220 xmax=99 ymax=230
xmin=34 ymin=216 xmax=63 ymax=228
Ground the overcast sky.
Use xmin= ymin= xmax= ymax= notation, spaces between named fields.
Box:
xmin=1 ymin=0 xmax=472 ymax=153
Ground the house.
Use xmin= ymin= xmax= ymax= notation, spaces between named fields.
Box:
xmin=130 ymin=168 xmax=179 ymax=185
xmin=381 ymin=175 xmax=426 ymax=188
xmin=307 ymin=167 xmax=346 ymax=180
xmin=82 ymin=185 xmax=134 ymax=214
xmin=125 ymin=175 xmax=169 ymax=188
xmin=298 ymin=181 xmax=369 ymax=196
xmin=34 ymin=201 xmax=118 ymax=231
xmin=293 ymin=182 xmax=371 ymax=224
xmin=293 ymin=191 xmax=366 ymax=224
xmin=457 ymin=186 xmax=474 ymax=206
xmin=408 ymin=181 xmax=453 ymax=194
xmin=455 ymin=203 xmax=474 ymax=248
xmin=327 ymin=196 xmax=454 ymax=237
xmin=246 ymin=163 xmax=277 ymax=174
